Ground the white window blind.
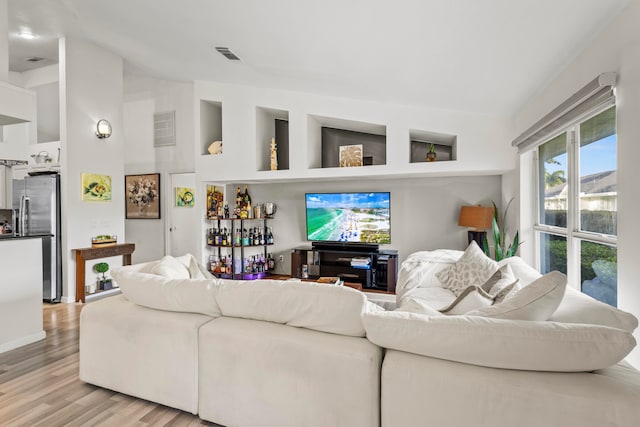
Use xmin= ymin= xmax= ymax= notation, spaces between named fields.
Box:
xmin=512 ymin=72 xmax=616 ymax=153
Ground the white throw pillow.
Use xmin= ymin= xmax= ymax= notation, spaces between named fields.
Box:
xmin=483 ymin=264 xmax=516 ymax=294
xmin=492 ymin=280 xmax=522 ymax=304
xmin=550 ymin=287 xmax=638 ymax=333
xmin=435 ymin=241 xmax=498 ymax=296
xmin=363 ymin=310 xmax=636 ymax=372
xmin=467 ymin=271 xmax=566 ymax=321
xmin=439 ymin=286 xmax=494 ymax=315
xmin=112 ymin=269 xmax=221 ymax=317
xmin=150 ymin=255 xmax=190 ymax=279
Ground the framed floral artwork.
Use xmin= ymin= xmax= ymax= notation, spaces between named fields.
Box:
xmin=125 ymin=173 xmax=161 ymax=219
xmin=82 ymin=173 xmax=112 ymax=202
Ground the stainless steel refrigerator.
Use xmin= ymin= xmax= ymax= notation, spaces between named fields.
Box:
xmin=13 ymin=173 xmax=62 ymax=302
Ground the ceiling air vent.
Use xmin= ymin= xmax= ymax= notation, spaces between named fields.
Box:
xmin=25 ymin=57 xmax=45 ymax=63
xmin=215 ymin=47 xmax=240 ymax=61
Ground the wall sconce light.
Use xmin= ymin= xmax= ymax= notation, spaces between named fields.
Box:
xmin=96 ymin=119 xmax=112 ymax=139
xmin=458 ymin=205 xmax=494 ymax=250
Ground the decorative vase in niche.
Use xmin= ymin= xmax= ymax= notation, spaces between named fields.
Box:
xmin=426 ymin=143 xmax=437 ymax=162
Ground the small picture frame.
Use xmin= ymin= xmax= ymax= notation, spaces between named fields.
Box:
xmin=339 ymin=144 xmax=363 ymax=167
xmin=81 ymin=173 xmax=112 ymax=202
xmin=125 ymin=173 xmax=161 ymax=219
xmin=175 ymin=187 xmax=195 ymax=207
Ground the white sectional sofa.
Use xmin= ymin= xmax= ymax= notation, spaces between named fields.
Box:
xmin=80 ymin=255 xmax=382 ymax=427
xmin=365 ymin=245 xmax=640 ymax=427
xmin=80 ymin=251 xmax=640 ymax=427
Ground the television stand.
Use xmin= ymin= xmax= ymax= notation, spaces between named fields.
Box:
xmin=311 ymin=241 xmax=379 ymax=252
xmin=291 ymin=245 xmax=398 ymax=293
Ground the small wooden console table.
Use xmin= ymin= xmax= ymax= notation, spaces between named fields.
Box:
xmin=73 ymin=243 xmax=135 ymax=303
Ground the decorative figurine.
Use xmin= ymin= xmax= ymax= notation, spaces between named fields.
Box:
xmin=270 ymin=137 xmax=278 ymax=171
xmin=208 ymin=140 xmax=223 ymax=155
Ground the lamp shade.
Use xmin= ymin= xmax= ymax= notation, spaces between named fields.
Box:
xmin=458 ymin=205 xmax=494 ymax=229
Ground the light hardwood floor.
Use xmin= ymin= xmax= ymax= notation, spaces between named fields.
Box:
xmin=0 ymin=302 xmax=220 ymax=426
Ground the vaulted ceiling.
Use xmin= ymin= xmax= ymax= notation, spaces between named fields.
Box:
xmin=7 ymin=0 xmax=631 ymax=116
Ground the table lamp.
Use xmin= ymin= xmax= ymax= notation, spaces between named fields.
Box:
xmin=458 ymin=205 xmax=494 ymax=250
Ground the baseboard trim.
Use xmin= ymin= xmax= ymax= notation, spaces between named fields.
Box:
xmin=0 ymin=330 xmax=46 ymax=354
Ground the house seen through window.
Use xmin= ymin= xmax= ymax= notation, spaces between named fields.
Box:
xmin=537 ymin=106 xmax=617 ymax=306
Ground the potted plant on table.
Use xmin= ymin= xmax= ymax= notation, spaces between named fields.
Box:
xmin=94 ymin=262 xmax=113 ymax=291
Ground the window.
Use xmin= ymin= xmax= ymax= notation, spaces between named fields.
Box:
xmin=535 ymin=106 xmax=617 ymax=306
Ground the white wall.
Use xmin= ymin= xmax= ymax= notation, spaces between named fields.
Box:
xmin=513 ymin=0 xmax=640 ymax=366
xmin=204 ymin=176 xmax=502 ymax=275
xmin=194 ymin=80 xmax=516 ymax=184
xmin=59 ymin=37 xmax=125 ymax=301
xmin=123 ymin=76 xmax=195 ymax=263
xmin=0 ymin=0 xmax=7 ymax=83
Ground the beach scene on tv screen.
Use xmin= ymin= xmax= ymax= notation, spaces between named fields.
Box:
xmin=306 ymin=193 xmax=391 ymax=243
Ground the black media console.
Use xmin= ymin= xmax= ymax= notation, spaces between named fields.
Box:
xmin=291 ymin=243 xmax=398 ymax=293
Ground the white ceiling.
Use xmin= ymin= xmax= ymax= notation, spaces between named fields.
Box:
xmin=6 ymin=0 xmax=631 ymax=116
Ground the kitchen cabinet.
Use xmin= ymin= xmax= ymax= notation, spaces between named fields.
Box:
xmin=0 ymin=236 xmax=46 ymax=353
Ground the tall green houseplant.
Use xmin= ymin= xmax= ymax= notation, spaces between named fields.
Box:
xmin=484 ymin=199 xmax=520 ymax=261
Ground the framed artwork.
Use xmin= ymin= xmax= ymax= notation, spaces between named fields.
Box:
xmin=339 ymin=144 xmax=363 ymax=167
xmin=175 ymin=187 xmax=195 ymax=207
xmin=82 ymin=173 xmax=112 ymax=202
xmin=125 ymin=173 xmax=161 ymax=219
xmin=206 ymin=185 xmax=224 ymax=218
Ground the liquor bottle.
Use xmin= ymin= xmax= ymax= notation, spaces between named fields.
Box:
xmin=260 ymin=229 xmax=265 ymax=245
xmin=243 ymin=185 xmax=251 ymax=206
xmin=235 ymin=228 xmax=241 ymax=246
xmin=254 ymin=228 xmax=260 ymax=246
xmin=207 ymin=228 xmax=213 ymax=246
xmin=223 ymin=203 xmax=229 ymax=218
xmin=267 ymin=227 xmax=274 ymax=245
xmin=268 ymin=253 xmax=275 ymax=270
xmin=221 ymin=228 xmax=228 ymax=246
xmin=248 ymin=229 xmax=254 ymax=246
xmin=242 ymin=228 xmax=249 ymax=246
xmin=209 ymin=255 xmax=215 ymax=272
xmin=235 ymin=186 xmax=242 ymax=207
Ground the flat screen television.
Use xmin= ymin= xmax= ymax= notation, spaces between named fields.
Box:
xmin=305 ymin=192 xmax=391 ymax=244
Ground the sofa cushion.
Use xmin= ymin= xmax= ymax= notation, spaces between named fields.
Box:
xmin=111 ymin=269 xmax=222 ymax=317
xmin=150 ymin=255 xmax=191 ymax=279
xmin=398 ymin=287 xmax=456 ymax=311
xmin=466 ymin=271 xmax=566 ymax=321
xmin=216 ymin=279 xmax=369 ymax=337
xmin=175 ymin=253 xmax=215 ymax=279
xmin=395 ymin=298 xmax=444 ymax=317
xmin=363 ymin=310 xmax=636 ymax=372
xmin=435 ymin=242 xmax=498 ymax=296
xmin=198 ymin=317 xmax=382 ymax=427
xmin=550 ymin=286 xmax=638 ymax=333
xmin=396 ymin=250 xmax=462 ymax=296
xmin=79 ymin=295 xmax=213 ymax=414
